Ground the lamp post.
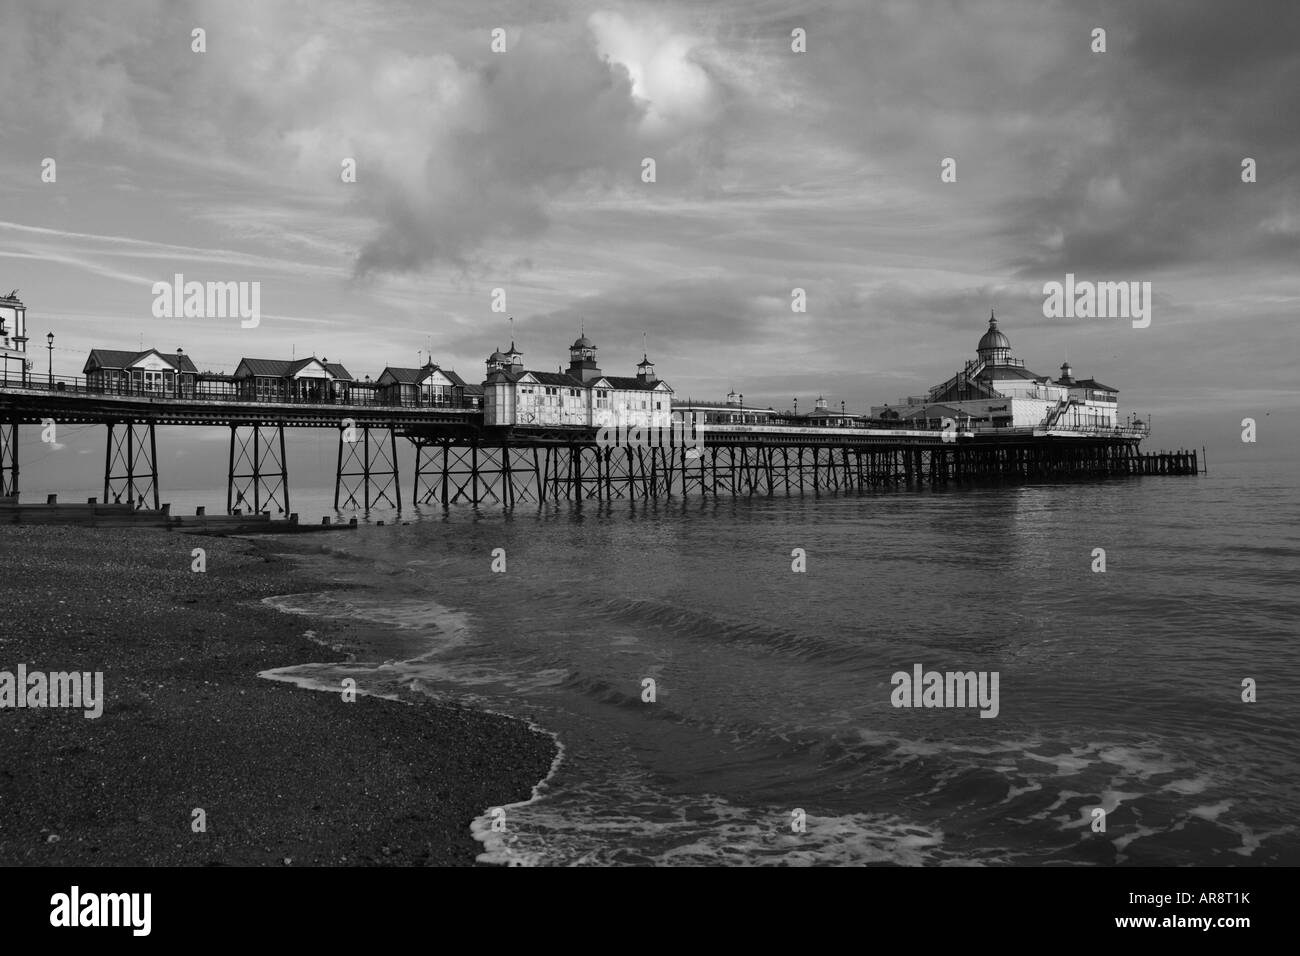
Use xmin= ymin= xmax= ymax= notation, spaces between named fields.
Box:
xmin=176 ymin=347 xmax=185 ymax=397
xmin=46 ymin=331 xmax=53 ymax=387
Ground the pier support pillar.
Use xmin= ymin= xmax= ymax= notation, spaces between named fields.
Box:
xmin=1 ymin=420 xmax=16 ymax=497
xmin=411 ymin=437 xmax=441 ymax=505
xmin=104 ymin=421 xmax=160 ymax=509
xmin=227 ymin=422 xmax=289 ymax=515
xmin=336 ymin=424 xmax=401 ymax=512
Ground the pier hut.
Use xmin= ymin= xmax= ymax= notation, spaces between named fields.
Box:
xmin=83 ymin=347 xmax=199 ymax=396
xmin=376 ymin=359 xmax=478 ymax=408
xmin=232 ymin=356 xmax=354 ymax=403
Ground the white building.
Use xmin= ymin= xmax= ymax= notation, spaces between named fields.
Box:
xmin=873 ymin=313 xmax=1124 ymax=432
xmin=483 ymin=336 xmax=673 ymax=428
xmin=0 ymin=290 xmax=30 ymax=385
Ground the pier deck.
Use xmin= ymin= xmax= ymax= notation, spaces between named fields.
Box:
xmin=1 ymin=383 xmax=1199 ymax=512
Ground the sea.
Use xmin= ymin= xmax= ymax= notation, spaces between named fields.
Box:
xmin=198 ymin=461 xmax=1299 ymax=865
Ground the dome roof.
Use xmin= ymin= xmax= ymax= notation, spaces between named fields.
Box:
xmin=487 ymin=349 xmax=507 ymax=362
xmin=571 ymin=335 xmax=595 ymax=349
xmin=978 ymin=314 xmax=1010 ymax=352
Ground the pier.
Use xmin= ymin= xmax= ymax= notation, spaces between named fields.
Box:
xmin=0 ymin=380 xmax=1198 ymax=514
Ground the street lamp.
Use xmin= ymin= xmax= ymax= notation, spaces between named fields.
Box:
xmin=176 ymin=347 xmax=185 ymax=397
xmin=46 ymin=332 xmax=53 ymax=387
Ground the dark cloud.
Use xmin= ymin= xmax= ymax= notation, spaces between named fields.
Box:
xmin=354 ymin=29 xmax=647 ymax=276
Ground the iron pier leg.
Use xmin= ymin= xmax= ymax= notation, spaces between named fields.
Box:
xmin=1 ymin=420 xmax=18 ymax=498
xmin=227 ymin=424 xmax=236 ymax=513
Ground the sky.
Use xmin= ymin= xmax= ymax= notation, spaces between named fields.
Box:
xmin=1 ymin=0 xmax=1297 ymax=496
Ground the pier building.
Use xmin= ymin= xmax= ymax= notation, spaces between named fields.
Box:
xmin=483 ymin=335 xmax=673 ymax=429
xmin=83 ymin=348 xmax=199 ymax=396
xmin=375 ymin=360 xmax=482 ymax=408
xmin=232 ymin=356 xmax=355 ymax=403
xmin=873 ymin=313 xmax=1132 ymax=434
xmin=0 ymin=291 xmax=29 ymax=386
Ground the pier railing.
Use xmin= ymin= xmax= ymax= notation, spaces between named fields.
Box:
xmin=1032 ymin=422 xmax=1150 ymax=439
xmin=0 ymin=374 xmax=483 ymax=410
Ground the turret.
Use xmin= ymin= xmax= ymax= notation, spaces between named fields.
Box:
xmin=567 ymin=334 xmax=601 ymax=383
xmin=504 ymin=341 xmax=523 ymax=373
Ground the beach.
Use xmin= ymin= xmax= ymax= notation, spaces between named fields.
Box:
xmin=0 ymin=526 xmax=557 ymax=866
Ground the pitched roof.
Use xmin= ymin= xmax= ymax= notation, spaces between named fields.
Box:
xmin=83 ymin=348 xmax=199 ymax=374
xmin=531 ymin=371 xmax=586 ymax=387
xmin=379 ymin=365 xmax=470 ymax=386
xmin=1074 ymin=378 xmax=1117 ymax=392
xmin=84 ymin=349 xmax=141 ymax=372
xmin=236 ymin=357 xmax=296 ymax=377
xmin=378 ymin=366 xmax=423 ymax=385
xmin=599 ymin=376 xmax=663 ymax=391
xmin=235 ymin=357 xmax=351 ymax=380
xmin=485 ymin=369 xmax=585 ymax=387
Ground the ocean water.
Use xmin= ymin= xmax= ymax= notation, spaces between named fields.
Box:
xmin=256 ymin=462 xmax=1300 ymax=866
